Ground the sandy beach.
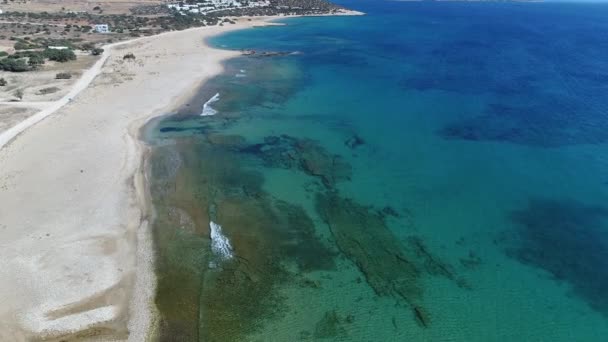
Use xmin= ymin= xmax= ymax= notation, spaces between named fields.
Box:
xmin=0 ymin=18 xmax=273 ymax=341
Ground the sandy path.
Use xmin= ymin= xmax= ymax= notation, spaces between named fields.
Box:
xmin=0 ymin=41 xmax=112 ymax=148
xmin=0 ymin=34 xmax=159 ymax=149
xmin=0 ymin=19 xmax=269 ymax=341
xmin=0 ymin=101 xmax=54 ymax=109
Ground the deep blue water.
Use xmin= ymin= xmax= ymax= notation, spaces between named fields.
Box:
xmin=147 ymin=1 xmax=608 ymax=340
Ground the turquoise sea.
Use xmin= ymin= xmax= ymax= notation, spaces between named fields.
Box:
xmin=144 ymin=1 xmax=608 ymax=340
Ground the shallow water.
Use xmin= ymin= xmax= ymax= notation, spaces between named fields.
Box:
xmin=144 ymin=1 xmax=608 ymax=340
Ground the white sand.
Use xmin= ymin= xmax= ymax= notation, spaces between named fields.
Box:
xmin=0 ymin=9 xmax=366 ymax=339
xmin=0 ymin=18 xmax=273 ymax=341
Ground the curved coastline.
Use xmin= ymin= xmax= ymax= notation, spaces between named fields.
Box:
xmin=0 ymin=17 xmax=279 ymax=341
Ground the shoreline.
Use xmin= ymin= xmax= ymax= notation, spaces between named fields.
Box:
xmin=0 ymin=17 xmax=279 ymax=341
xmin=0 ymin=9 xmax=365 ymax=150
xmin=0 ymin=9 xmax=365 ymax=340
xmin=0 ymin=10 xmax=364 ymax=340
xmin=0 ymin=11 xmax=363 ymax=149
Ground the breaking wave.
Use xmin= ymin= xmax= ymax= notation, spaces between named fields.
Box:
xmin=209 ymin=221 xmax=233 ymax=261
xmin=201 ymin=93 xmax=220 ymax=116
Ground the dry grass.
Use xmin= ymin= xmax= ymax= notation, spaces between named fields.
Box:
xmin=0 ymin=53 xmax=97 ymax=102
xmin=0 ymin=106 xmax=38 ymax=132
xmin=0 ymin=0 xmax=165 ymax=15
xmin=0 ymin=22 xmax=122 ymax=56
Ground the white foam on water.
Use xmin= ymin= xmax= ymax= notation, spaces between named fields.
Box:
xmin=209 ymin=221 xmax=233 ymax=261
xmin=201 ymin=93 xmax=220 ymax=116
xmin=235 ymin=69 xmax=247 ymax=78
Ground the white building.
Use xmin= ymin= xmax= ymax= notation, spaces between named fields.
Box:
xmin=166 ymin=1 xmax=268 ymax=15
xmin=94 ymin=24 xmax=109 ymax=34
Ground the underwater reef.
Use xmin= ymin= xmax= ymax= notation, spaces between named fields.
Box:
xmin=316 ymin=192 xmax=468 ymax=328
xmin=149 ymin=138 xmax=336 ymax=341
xmin=149 ymin=131 xmax=471 ymax=340
xmin=506 ymin=198 xmax=608 ymax=317
xmin=438 ymin=101 xmax=608 ymax=147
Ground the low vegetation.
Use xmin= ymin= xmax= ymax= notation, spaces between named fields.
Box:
xmin=0 ymin=48 xmax=77 ymax=72
xmin=14 ymin=89 xmax=24 ymax=100
xmin=0 ymin=58 xmax=30 ymax=72
xmin=55 ymin=72 xmax=72 ymax=79
xmin=91 ymin=47 xmax=104 ymax=56
xmin=0 ymin=0 xmax=349 ymax=74
xmin=37 ymin=86 xmax=60 ymax=95
xmin=43 ymin=48 xmax=77 ymax=62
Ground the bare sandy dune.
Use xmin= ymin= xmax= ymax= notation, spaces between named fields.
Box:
xmin=0 ymin=106 xmax=39 ymax=132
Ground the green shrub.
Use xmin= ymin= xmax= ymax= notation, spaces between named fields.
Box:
xmin=0 ymin=58 xmax=29 ymax=72
xmin=80 ymin=42 xmax=94 ymax=50
xmin=28 ymin=54 xmax=45 ymax=67
xmin=14 ymin=41 xmax=34 ymax=50
xmin=43 ymin=48 xmax=76 ymax=62
xmin=91 ymin=47 xmax=104 ymax=56
xmin=38 ymin=86 xmax=60 ymax=95
xmin=55 ymin=72 xmax=72 ymax=79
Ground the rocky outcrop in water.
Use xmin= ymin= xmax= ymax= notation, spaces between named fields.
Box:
xmin=240 ymin=135 xmax=351 ymax=188
xmin=316 ymin=193 xmax=422 ymax=302
xmin=316 ymin=192 xmax=467 ymax=328
xmin=242 ymin=50 xmax=294 ymax=58
xmin=150 ymin=139 xmax=337 ymax=341
xmin=152 ymin=129 xmax=470 ymax=337
xmin=344 ymin=134 xmax=365 ymax=149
